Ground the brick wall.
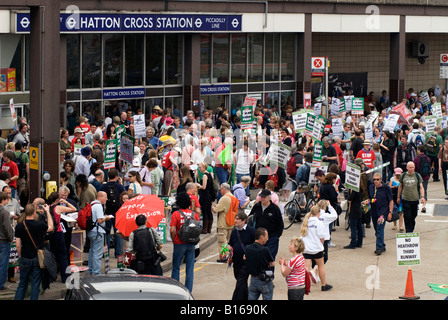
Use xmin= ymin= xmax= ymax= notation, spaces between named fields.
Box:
xmin=312 ymin=32 xmax=448 ymax=102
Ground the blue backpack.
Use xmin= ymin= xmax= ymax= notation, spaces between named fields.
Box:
xmin=412 ymin=134 xmax=424 ymax=148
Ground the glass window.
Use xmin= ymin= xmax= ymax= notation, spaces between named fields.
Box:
xmin=165 ymin=96 xmax=183 ymax=117
xmin=0 ymin=34 xmax=22 ymax=92
xmin=24 ymin=35 xmax=30 ymax=91
xmin=265 ymin=34 xmax=279 ymax=81
xmin=103 ymin=34 xmax=123 ymax=87
xmin=66 ymin=102 xmax=80 ymax=135
xmin=125 ymin=34 xmax=144 ymax=86
xmin=231 ymin=94 xmax=245 ymax=118
xmin=213 ymin=34 xmax=229 ymax=83
xmin=165 ymin=34 xmax=183 ymax=85
xmin=281 ymin=91 xmax=295 ymax=108
xmin=146 ymin=34 xmax=163 ymax=85
xmin=231 ymin=34 xmax=246 ymax=83
xmin=82 ymin=34 xmax=101 ymax=88
xmin=67 ymin=34 xmax=80 ymax=89
xmin=248 ymin=33 xmax=263 ymax=82
xmin=82 ymin=101 xmax=102 ymax=124
xmin=200 ymin=34 xmax=211 ymax=84
xmin=281 ymin=34 xmax=295 ymax=81
xmin=264 ymin=92 xmax=279 ymax=109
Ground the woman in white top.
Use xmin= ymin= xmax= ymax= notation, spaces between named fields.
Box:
xmin=316 ymin=200 xmax=338 ymax=269
xmin=300 ymin=206 xmax=333 ymax=292
xmin=127 ymin=171 xmax=143 ymax=195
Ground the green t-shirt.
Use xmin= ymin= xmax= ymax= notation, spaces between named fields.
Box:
xmin=399 ymin=172 xmax=422 ymax=201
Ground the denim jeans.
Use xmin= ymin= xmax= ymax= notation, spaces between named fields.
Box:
xmin=349 ymin=217 xmax=363 ymax=248
xmin=171 ymin=243 xmax=195 ymax=292
xmin=14 ymin=257 xmax=41 ymax=300
xmin=371 ymin=214 xmax=386 ymax=251
xmin=87 ymin=232 xmax=105 ymax=275
xmin=248 ymin=277 xmax=273 ymax=300
xmin=0 ymin=242 xmax=11 ymax=289
xmin=215 ymin=167 xmax=229 ymax=201
xmin=105 ymin=219 xmax=123 ymax=258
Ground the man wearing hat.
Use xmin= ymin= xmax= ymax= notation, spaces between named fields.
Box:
xmin=356 ymin=140 xmax=376 ymax=169
xmin=74 ymin=146 xmax=92 ymax=177
xmin=248 ymin=189 xmax=284 ymax=263
xmin=71 ymin=127 xmax=85 ymax=151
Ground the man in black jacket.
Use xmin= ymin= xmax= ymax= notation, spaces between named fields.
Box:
xmin=396 ymin=135 xmax=415 ymax=172
xmin=248 ymin=189 xmax=283 ymax=261
xmin=228 ymin=212 xmax=255 ymax=300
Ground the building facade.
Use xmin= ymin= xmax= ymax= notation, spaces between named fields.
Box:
xmin=1 ymin=0 xmax=448 ymax=132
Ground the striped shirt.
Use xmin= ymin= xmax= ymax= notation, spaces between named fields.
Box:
xmin=286 ymin=254 xmax=306 ymax=287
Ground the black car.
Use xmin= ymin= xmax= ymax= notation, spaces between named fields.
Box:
xmin=65 ymin=271 xmax=194 ymax=300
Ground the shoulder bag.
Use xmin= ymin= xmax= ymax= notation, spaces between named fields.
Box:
xmin=23 ymin=220 xmax=46 ymax=269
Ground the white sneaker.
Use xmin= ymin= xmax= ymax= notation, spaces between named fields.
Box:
xmin=328 ymin=242 xmax=336 ymax=248
xmin=310 ymin=270 xmax=321 ymax=284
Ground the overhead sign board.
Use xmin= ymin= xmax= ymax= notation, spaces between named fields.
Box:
xmin=15 ymin=12 xmax=242 ymax=33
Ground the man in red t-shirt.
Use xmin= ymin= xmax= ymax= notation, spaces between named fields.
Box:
xmin=185 ymin=182 xmax=201 ymax=215
xmin=356 ymin=140 xmax=376 ymax=169
xmin=1 ymin=150 xmax=19 ymax=198
xmin=170 ymin=192 xmax=199 ymax=292
xmin=332 ymin=137 xmax=343 ymax=167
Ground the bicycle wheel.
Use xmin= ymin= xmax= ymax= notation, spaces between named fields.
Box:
xmin=247 ymin=215 xmax=255 ymax=228
xmin=284 ymin=200 xmax=300 ymax=230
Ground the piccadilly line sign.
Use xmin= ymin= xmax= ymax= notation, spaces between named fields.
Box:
xmin=15 ymin=12 xmax=242 ymax=33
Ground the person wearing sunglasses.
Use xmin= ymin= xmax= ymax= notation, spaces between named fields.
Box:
xmin=368 ymin=172 xmax=394 ymax=256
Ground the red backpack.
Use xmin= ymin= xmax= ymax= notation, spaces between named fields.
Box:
xmin=77 ymin=202 xmax=100 ymax=231
xmin=286 ymin=155 xmax=298 ymax=177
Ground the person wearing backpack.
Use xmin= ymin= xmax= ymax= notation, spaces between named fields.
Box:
xmin=212 ymin=183 xmax=238 ymax=263
xmin=170 ymin=191 xmax=199 ymax=292
xmin=295 ymin=152 xmax=312 ymax=185
xmin=425 ymin=126 xmax=444 ymax=182
xmin=128 ymin=214 xmax=164 ymax=276
xmin=99 ymin=168 xmax=125 ymax=258
xmin=397 ymin=162 xmax=425 ymax=233
xmin=86 ymin=191 xmax=113 ymax=275
xmin=414 ymin=145 xmax=430 ymax=212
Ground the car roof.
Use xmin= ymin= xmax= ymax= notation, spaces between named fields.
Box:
xmin=79 ymin=274 xmax=193 ymax=300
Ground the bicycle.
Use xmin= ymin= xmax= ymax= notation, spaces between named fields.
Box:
xmin=284 ymin=184 xmax=319 ymax=230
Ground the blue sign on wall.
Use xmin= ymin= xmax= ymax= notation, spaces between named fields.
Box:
xmin=200 ymin=84 xmax=231 ymax=95
xmin=103 ymin=88 xmax=146 ymax=100
xmin=15 ymin=12 xmax=242 ymax=33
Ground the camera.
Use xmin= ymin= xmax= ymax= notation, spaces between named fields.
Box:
xmin=259 ymin=270 xmax=274 ymax=282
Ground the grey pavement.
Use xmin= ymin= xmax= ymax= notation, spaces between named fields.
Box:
xmin=1 ymin=179 xmax=448 ymax=300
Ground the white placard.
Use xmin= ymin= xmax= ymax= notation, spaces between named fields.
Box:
xmin=396 ymin=233 xmax=421 ymax=266
xmin=383 ymin=114 xmax=400 ymax=133
xmin=345 ymin=162 xmax=361 ymax=192
xmin=133 ymin=114 xmax=146 ymax=139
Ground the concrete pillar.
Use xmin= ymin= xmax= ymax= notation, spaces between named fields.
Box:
xmin=389 ymin=15 xmax=406 ymax=104
xmin=183 ymin=34 xmax=201 ymax=116
xmin=29 ymin=3 xmax=61 ymax=200
xmin=296 ymin=13 xmax=312 ymax=108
